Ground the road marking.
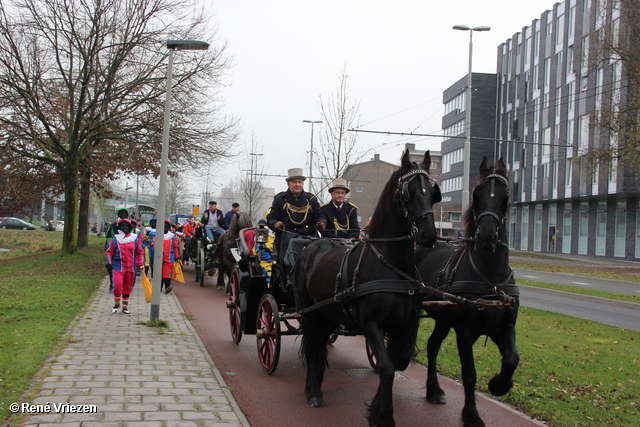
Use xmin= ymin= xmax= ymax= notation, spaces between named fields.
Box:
xmin=635 ymin=291 xmax=640 ymax=294
xmin=522 ymin=275 xmax=539 ymax=279
xmin=572 ymin=282 xmax=592 ymax=286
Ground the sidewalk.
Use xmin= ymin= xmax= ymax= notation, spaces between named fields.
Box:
xmin=17 ymin=277 xmax=250 ymax=427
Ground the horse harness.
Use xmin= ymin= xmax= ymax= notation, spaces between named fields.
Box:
xmin=472 ymin=172 xmax=510 ymax=251
xmin=297 ymin=166 xmax=454 ymax=321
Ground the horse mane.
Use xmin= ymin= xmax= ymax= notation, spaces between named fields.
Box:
xmin=367 ymin=167 xmax=404 ymax=238
xmin=461 ymin=158 xmax=508 ymax=240
xmin=229 ymin=212 xmax=253 ymax=239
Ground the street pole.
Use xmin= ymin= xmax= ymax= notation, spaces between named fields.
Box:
xmin=303 ymin=120 xmax=322 ymax=194
xmin=453 ymin=25 xmax=490 ymax=212
xmin=151 ymin=40 xmax=209 ymax=322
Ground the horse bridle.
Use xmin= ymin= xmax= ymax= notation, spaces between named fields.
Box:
xmin=397 ymin=165 xmax=439 ymax=234
xmin=472 ymin=172 xmax=509 ymax=249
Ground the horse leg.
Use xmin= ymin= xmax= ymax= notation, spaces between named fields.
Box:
xmin=426 ymin=320 xmax=450 ymax=404
xmin=300 ymin=312 xmax=334 ymax=408
xmin=456 ymin=329 xmax=484 ymax=427
xmin=365 ymin=328 xmax=396 ymax=427
xmin=488 ymin=323 xmax=519 ymax=396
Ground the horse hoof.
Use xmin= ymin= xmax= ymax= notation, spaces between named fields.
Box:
xmin=308 ymin=397 xmax=325 ymax=408
xmin=427 ymin=394 xmax=446 ymax=404
xmin=488 ymin=377 xmax=512 ymax=396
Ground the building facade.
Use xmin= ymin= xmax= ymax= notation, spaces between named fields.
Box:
xmin=494 ymin=0 xmax=640 ymax=259
xmin=440 ymin=72 xmax=498 ymax=238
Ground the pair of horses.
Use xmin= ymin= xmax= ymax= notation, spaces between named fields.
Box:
xmin=294 ymin=150 xmax=518 ymax=427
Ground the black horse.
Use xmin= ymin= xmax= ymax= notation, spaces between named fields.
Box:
xmin=416 ymin=157 xmax=519 ymax=427
xmin=215 ymin=212 xmax=253 ymax=290
xmin=294 ymin=149 xmax=441 ymax=427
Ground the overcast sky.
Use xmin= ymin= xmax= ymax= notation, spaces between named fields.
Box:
xmin=196 ymin=0 xmax=557 ymax=203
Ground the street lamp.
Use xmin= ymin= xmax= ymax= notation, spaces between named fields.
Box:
xmin=248 ymin=152 xmax=263 ymax=220
xmin=302 ymin=120 xmax=322 ymax=194
xmin=151 ymin=39 xmax=209 ymax=322
xmin=124 ymin=183 xmax=133 ymax=210
xmin=452 ymin=25 xmax=490 ymax=211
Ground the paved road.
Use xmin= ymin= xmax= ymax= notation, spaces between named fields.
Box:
xmin=515 ymin=268 xmax=640 ymax=296
xmin=519 ymin=285 xmax=640 ymax=331
xmin=174 ymin=264 xmax=543 ymax=427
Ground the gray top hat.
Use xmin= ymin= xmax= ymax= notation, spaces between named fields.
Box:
xmin=328 ymin=178 xmax=350 ymax=193
xmin=286 ymin=168 xmax=307 ymax=182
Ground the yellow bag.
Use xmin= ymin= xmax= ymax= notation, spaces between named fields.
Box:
xmin=172 ymin=260 xmax=185 ymax=283
xmin=141 ymin=270 xmax=152 ymax=303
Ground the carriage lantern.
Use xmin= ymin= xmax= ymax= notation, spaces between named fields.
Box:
xmin=255 ymin=222 xmax=269 ymax=244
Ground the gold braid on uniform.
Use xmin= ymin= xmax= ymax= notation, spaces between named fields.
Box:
xmin=284 ymin=202 xmax=311 ymax=225
xmin=333 ymin=216 xmax=350 ymax=233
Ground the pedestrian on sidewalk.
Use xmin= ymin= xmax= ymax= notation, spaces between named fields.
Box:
xmin=105 ymin=207 xmax=129 ymax=292
xmin=105 ymin=219 xmax=144 ymax=314
xmin=161 ymin=219 xmax=181 ymax=295
xmin=142 ymin=218 xmax=157 ymax=277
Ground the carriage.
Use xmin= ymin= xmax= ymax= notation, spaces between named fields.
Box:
xmin=188 ymin=226 xmax=220 ymax=287
xmin=223 ymin=152 xmax=520 ymax=427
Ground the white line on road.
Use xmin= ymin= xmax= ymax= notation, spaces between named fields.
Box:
xmin=572 ymin=282 xmax=592 ymax=286
xmin=522 ymin=275 xmax=539 ymax=279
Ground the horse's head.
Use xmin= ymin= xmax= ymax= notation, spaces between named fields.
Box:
xmin=396 ymin=149 xmax=441 ymax=248
xmin=470 ymin=157 xmax=510 ymax=250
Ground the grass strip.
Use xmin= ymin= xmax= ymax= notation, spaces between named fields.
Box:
xmin=511 ymin=260 xmax=640 ymax=283
xmin=0 ymin=233 xmax=105 ymax=421
xmin=416 ymin=308 xmax=640 ymax=427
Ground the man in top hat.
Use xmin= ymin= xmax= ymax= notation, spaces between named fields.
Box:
xmin=267 ymin=168 xmax=326 ymax=271
xmin=321 ymin=178 xmax=360 ymax=239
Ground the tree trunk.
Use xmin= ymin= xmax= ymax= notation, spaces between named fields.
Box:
xmin=61 ymin=161 xmax=80 ymax=254
xmin=77 ymin=167 xmax=91 ymax=247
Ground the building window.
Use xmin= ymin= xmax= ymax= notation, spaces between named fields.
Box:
xmin=534 ymin=204 xmax=543 ymax=251
xmin=447 ymin=212 xmax=461 ymax=222
xmin=556 ymin=13 xmax=565 ymax=45
xmin=578 ymin=115 xmax=590 ymax=151
xmin=568 ymin=81 xmax=575 ymax=111
xmin=521 ymin=206 xmax=529 ymax=250
xmin=568 ymin=6 xmax=576 ymax=38
xmin=566 ymin=118 xmax=574 ymax=147
xmin=442 ymin=149 xmax=463 ymax=173
xmin=615 ymin=199 xmax=626 ymax=257
xmin=566 ymin=159 xmax=573 ymax=188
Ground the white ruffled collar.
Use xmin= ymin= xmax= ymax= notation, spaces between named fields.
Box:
xmin=116 ymin=230 xmax=137 ymax=244
xmin=164 ymin=231 xmax=174 ymax=239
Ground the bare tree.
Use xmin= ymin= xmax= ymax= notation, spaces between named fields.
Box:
xmin=316 ymin=67 xmax=364 ymax=198
xmin=582 ymin=0 xmax=640 ymax=179
xmin=239 ymin=132 xmax=267 ymax=223
xmin=0 ymin=0 xmax=238 ymax=253
xmin=166 ymin=174 xmax=190 ymax=216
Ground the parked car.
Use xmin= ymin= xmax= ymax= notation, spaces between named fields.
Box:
xmin=0 ymin=217 xmax=37 ymax=230
xmin=55 ymin=220 xmax=64 ymax=231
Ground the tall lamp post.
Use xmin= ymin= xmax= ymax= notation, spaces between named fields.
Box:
xmin=151 ymin=39 xmax=209 ymax=321
xmin=302 ymin=120 xmax=322 ymax=194
xmin=452 ymin=24 xmax=490 ymax=211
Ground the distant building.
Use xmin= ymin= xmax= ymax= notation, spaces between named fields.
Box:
xmin=440 ymin=73 xmax=498 ymax=238
xmin=343 ymin=154 xmax=397 ymax=225
xmin=342 ymin=144 xmax=442 ymax=229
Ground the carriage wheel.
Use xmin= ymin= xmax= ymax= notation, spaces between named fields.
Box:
xmin=227 ymin=268 xmax=242 ymax=344
xmin=256 ymin=294 xmax=281 ymax=375
xmin=194 ymin=240 xmax=203 ymax=283
xmin=198 ymin=246 xmax=206 ymax=287
xmin=366 ymin=335 xmax=389 ymax=372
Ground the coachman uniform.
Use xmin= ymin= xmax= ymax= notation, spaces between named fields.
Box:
xmin=266 ymin=168 xmax=327 ymax=263
xmin=321 ymin=178 xmax=360 ymax=239
xmin=321 ymin=201 xmax=360 ymax=238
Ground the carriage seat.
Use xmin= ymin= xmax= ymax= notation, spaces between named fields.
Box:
xmin=238 ymin=227 xmax=256 ymax=257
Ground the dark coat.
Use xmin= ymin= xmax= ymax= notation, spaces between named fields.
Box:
xmin=267 ymin=189 xmax=327 ymax=255
xmin=201 ymin=208 xmax=226 ymax=230
xmin=321 ymin=202 xmax=360 ymax=239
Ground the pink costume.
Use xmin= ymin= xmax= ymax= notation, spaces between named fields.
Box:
xmin=161 ymin=231 xmax=181 ymax=279
xmin=106 ymin=231 xmax=144 ymax=296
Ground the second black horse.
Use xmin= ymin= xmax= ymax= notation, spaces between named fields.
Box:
xmin=294 ymin=149 xmax=441 ymax=427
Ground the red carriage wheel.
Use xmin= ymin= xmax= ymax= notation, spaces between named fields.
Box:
xmin=227 ymin=268 xmax=242 ymax=344
xmin=198 ymin=246 xmax=206 ymax=287
xmin=256 ymin=294 xmax=281 ymax=375
xmin=194 ymin=240 xmax=203 ymax=283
